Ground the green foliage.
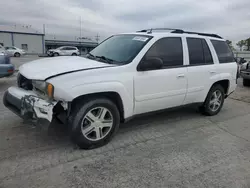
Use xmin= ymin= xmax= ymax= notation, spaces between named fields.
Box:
xmin=236 ymin=40 xmax=247 ymax=51
xmin=226 ymin=40 xmax=235 ymax=51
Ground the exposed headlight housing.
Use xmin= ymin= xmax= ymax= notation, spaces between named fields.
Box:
xmin=32 ymin=80 xmax=54 ymax=99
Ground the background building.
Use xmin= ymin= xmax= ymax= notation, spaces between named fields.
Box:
xmin=45 ymin=35 xmax=98 ymax=54
xmin=0 ymin=25 xmax=98 ymax=54
xmin=0 ymin=25 xmax=45 ymax=54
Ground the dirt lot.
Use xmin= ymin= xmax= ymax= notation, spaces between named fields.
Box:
xmin=0 ymin=56 xmax=250 ymax=188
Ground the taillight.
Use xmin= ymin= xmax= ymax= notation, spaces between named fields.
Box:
xmin=7 ymin=69 xmax=13 ymax=73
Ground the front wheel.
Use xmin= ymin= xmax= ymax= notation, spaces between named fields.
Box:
xmin=14 ymin=52 xmax=21 ymax=57
xmin=69 ymin=98 xmax=120 ymax=149
xmin=200 ymin=85 xmax=225 ymax=116
xmin=53 ymin=52 xmax=59 ymax=57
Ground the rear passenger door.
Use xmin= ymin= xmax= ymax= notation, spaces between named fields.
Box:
xmin=65 ymin=47 xmax=75 ymax=55
xmin=184 ymin=38 xmax=217 ymax=104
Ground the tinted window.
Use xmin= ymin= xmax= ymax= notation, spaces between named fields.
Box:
xmin=67 ymin=47 xmax=76 ymax=50
xmin=187 ymin=38 xmax=204 ymax=65
xmin=144 ymin=37 xmax=183 ymax=67
xmin=5 ymin=47 xmax=15 ymax=50
xmin=211 ymin=40 xmax=235 ymax=63
xmin=202 ymin=40 xmax=213 ymax=64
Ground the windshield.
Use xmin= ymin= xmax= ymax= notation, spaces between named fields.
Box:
xmin=89 ymin=34 xmax=152 ymax=64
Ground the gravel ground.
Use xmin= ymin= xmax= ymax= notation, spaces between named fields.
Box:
xmin=1 ymin=56 xmax=250 ymax=188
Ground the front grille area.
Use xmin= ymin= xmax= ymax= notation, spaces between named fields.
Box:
xmin=17 ymin=73 xmax=33 ymax=90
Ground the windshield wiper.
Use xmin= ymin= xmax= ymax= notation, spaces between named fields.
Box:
xmin=86 ymin=52 xmax=95 ymax=58
xmin=95 ymin=55 xmax=116 ymax=64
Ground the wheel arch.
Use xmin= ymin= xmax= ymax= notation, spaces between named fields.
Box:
xmin=211 ymin=79 xmax=230 ymax=95
xmin=70 ymin=91 xmax=125 ymax=122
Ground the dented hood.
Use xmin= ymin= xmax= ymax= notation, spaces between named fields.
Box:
xmin=19 ymin=56 xmax=112 ymax=80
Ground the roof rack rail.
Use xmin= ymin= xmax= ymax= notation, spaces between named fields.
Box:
xmin=137 ymin=28 xmax=223 ymax=39
xmin=136 ymin=28 xmax=183 ymax=34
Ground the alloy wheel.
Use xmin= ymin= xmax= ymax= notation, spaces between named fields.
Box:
xmin=209 ymin=90 xmax=222 ymax=112
xmin=81 ymin=107 xmax=113 ymax=141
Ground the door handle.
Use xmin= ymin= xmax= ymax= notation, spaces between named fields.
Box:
xmin=210 ymin=71 xmax=216 ymax=74
xmin=177 ymin=74 xmax=185 ymax=78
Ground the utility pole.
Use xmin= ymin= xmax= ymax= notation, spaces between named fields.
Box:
xmin=95 ymin=34 xmax=100 ymax=43
xmin=43 ymin=24 xmax=46 ymax=34
xmin=79 ymin=16 xmax=82 ymax=55
xmin=42 ymin=24 xmax=46 ymax=54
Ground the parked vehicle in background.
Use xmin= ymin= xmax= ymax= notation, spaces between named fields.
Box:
xmin=240 ymin=60 xmax=250 ymax=86
xmin=3 ymin=28 xmax=237 ymax=149
xmin=235 ymin=57 xmax=247 ymax=78
xmin=5 ymin=46 xmax=26 ymax=57
xmin=0 ymin=52 xmax=14 ymax=78
xmin=47 ymin=46 xmax=80 ymax=57
xmin=0 ymin=44 xmax=6 ymax=54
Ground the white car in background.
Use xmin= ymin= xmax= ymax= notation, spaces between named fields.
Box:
xmin=47 ymin=46 xmax=80 ymax=57
xmin=5 ymin=46 xmax=26 ymax=57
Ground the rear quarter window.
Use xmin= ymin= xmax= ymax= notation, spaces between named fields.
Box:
xmin=211 ymin=40 xmax=235 ymax=63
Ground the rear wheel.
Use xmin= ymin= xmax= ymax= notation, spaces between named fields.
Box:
xmin=200 ymin=85 xmax=225 ymax=116
xmin=14 ymin=52 xmax=20 ymax=57
xmin=72 ymin=53 xmax=77 ymax=56
xmin=69 ymin=98 xmax=120 ymax=149
xmin=243 ymin=79 xmax=250 ymax=87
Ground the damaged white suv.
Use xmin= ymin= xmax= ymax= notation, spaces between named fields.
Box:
xmin=3 ymin=29 xmax=237 ymax=149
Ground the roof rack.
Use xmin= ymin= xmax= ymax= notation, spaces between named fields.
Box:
xmin=136 ymin=28 xmax=223 ymax=39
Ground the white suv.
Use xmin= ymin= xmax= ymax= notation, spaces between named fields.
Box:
xmin=3 ymin=28 xmax=237 ymax=149
xmin=47 ymin=46 xmax=80 ymax=57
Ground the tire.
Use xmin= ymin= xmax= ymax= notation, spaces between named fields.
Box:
xmin=72 ymin=53 xmax=77 ymax=56
xmin=200 ymin=84 xmax=225 ymax=116
xmin=53 ymin=52 xmax=59 ymax=57
xmin=243 ymin=79 xmax=250 ymax=87
xmin=69 ymin=98 xmax=120 ymax=149
xmin=14 ymin=52 xmax=21 ymax=57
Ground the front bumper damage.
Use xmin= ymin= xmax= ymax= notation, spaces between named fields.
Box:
xmin=3 ymin=87 xmax=57 ymax=124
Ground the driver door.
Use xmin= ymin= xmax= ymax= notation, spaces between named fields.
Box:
xmin=134 ymin=37 xmax=188 ymax=115
xmin=60 ymin=47 xmax=67 ymax=55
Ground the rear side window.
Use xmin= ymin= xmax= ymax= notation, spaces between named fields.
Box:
xmin=211 ymin=40 xmax=235 ymax=63
xmin=187 ymin=38 xmax=213 ymax=65
xmin=144 ymin=37 xmax=183 ymax=67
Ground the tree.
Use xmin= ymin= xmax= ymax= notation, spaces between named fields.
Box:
xmin=236 ymin=40 xmax=246 ymax=51
xmin=226 ymin=40 xmax=235 ymax=51
xmin=245 ymin=38 xmax=250 ymax=51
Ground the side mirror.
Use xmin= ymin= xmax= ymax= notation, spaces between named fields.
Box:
xmin=138 ymin=57 xmax=163 ymax=71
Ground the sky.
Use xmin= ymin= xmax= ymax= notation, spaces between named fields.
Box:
xmin=0 ymin=0 xmax=249 ymax=43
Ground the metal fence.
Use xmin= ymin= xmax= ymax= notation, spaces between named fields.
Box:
xmin=234 ymin=51 xmax=250 ymax=61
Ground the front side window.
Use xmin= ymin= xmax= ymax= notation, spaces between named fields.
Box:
xmin=187 ymin=38 xmax=213 ymax=65
xmin=90 ymin=35 xmax=152 ymax=64
xmin=211 ymin=40 xmax=235 ymax=63
xmin=144 ymin=37 xmax=183 ymax=67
